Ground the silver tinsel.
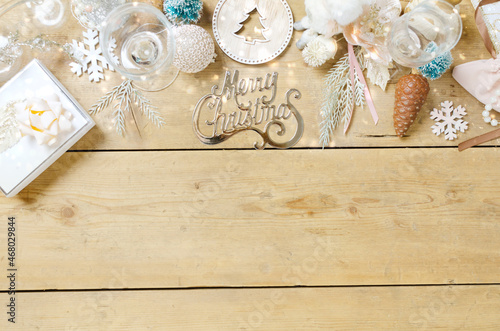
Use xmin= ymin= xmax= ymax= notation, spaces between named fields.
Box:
xmin=0 ymin=31 xmax=76 ymax=66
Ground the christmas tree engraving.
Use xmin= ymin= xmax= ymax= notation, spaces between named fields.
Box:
xmin=233 ymin=7 xmax=270 ymax=44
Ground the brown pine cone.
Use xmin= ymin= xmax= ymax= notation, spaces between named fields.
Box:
xmin=394 ymin=74 xmax=429 ymax=137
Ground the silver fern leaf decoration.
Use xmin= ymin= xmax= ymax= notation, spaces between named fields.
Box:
xmin=353 ymin=70 xmax=366 ymax=107
xmin=319 ymin=53 xmax=350 ymax=147
xmin=89 ymin=80 xmax=165 ymax=136
xmin=341 ymin=77 xmax=354 ymax=134
xmin=344 ymin=69 xmax=366 ymax=133
xmin=320 ymin=47 xmax=366 ymax=148
xmin=134 ymin=89 xmax=165 ymax=128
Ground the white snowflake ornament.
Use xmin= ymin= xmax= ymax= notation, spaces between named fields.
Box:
xmin=430 ymin=101 xmax=468 ymax=141
xmin=68 ymin=29 xmax=118 ymax=83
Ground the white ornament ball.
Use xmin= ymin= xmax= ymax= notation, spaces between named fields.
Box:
xmin=491 ymin=97 xmax=498 ymax=104
xmin=483 ymin=110 xmax=490 ymax=117
xmin=485 ymin=116 xmax=492 ymax=123
xmin=173 ymin=25 xmax=217 ymax=74
xmin=492 ymin=119 xmax=499 ymax=126
xmin=485 ymin=104 xmax=493 ymax=111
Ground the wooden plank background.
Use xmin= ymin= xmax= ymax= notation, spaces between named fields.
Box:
xmin=2 ymin=0 xmax=500 ymax=329
xmin=9 ymin=286 xmax=500 ymax=330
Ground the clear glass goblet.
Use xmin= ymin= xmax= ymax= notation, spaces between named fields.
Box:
xmin=387 ymin=0 xmax=462 ymax=68
xmin=99 ymin=2 xmax=178 ymax=92
xmin=71 ymin=0 xmax=127 ymax=30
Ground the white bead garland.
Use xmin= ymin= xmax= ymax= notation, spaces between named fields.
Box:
xmin=483 ymin=93 xmax=500 ymax=127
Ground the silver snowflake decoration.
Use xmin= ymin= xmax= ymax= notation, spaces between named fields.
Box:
xmin=430 ymin=101 xmax=468 ymax=141
xmin=68 ymin=29 xmax=118 ymax=83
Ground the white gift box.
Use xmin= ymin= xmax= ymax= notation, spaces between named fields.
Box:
xmin=0 ymin=60 xmax=94 ymax=197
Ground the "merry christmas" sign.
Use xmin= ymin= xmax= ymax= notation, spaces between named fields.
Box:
xmin=193 ymin=70 xmax=303 ymax=149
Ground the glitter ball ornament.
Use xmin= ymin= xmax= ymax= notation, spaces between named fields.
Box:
xmin=163 ymin=0 xmax=203 ymax=25
xmin=173 ymin=25 xmax=216 ymax=74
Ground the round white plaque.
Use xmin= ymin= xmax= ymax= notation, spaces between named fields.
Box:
xmin=212 ymin=0 xmax=294 ymax=65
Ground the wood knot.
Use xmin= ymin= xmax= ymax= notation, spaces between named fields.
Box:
xmin=61 ymin=207 xmax=74 ymax=218
xmin=446 ymin=190 xmax=457 ymax=199
xmin=348 ymin=206 xmax=358 ymax=216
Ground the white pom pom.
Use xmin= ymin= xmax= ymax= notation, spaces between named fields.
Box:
xmin=302 ymin=36 xmax=337 ymax=67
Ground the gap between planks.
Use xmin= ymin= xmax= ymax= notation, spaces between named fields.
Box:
xmin=3 ymin=282 xmax=500 ymax=294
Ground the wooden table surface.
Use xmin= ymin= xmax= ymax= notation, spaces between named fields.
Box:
xmin=2 ymin=0 xmax=500 ymax=330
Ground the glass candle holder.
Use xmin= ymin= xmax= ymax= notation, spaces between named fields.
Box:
xmin=387 ymin=0 xmax=462 ymax=68
xmin=100 ymin=2 xmax=178 ymax=92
